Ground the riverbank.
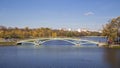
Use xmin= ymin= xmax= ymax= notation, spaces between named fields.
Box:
xmin=0 ymin=42 xmax=16 ymax=46
xmin=103 ymin=44 xmax=120 ymax=48
xmin=109 ymin=45 xmax=120 ymax=48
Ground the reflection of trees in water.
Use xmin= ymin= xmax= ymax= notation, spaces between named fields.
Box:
xmin=104 ymin=48 xmax=120 ymax=68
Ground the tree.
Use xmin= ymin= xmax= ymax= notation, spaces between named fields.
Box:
xmin=102 ymin=16 xmax=120 ymax=43
xmin=52 ymin=32 xmax=57 ymax=38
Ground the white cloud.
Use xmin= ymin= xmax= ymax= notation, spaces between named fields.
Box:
xmin=84 ymin=12 xmax=94 ymax=16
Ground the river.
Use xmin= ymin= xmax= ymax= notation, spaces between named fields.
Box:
xmin=0 ymin=37 xmax=120 ymax=68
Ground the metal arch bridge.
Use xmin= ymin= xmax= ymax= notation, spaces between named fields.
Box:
xmin=16 ymin=38 xmax=106 ymax=46
xmin=35 ymin=38 xmax=81 ymax=45
xmin=17 ymin=38 xmax=80 ymax=46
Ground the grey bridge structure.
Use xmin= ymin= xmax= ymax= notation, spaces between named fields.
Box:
xmin=16 ymin=38 xmax=106 ymax=46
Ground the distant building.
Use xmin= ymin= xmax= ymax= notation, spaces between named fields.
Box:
xmin=68 ymin=28 xmax=72 ymax=31
xmin=59 ymin=28 xmax=67 ymax=31
xmin=77 ymin=28 xmax=88 ymax=32
xmin=77 ymin=29 xmax=81 ymax=32
xmin=98 ymin=30 xmax=102 ymax=33
xmin=59 ymin=28 xmax=72 ymax=31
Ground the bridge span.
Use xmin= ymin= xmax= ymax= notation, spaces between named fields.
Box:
xmin=16 ymin=38 xmax=106 ymax=46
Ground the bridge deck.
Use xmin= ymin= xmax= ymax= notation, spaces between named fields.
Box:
xmin=16 ymin=38 xmax=106 ymax=46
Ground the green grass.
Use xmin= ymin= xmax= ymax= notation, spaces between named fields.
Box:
xmin=110 ymin=46 xmax=120 ymax=48
xmin=0 ymin=42 xmax=16 ymax=46
xmin=102 ymin=44 xmax=109 ymax=47
xmin=99 ymin=44 xmax=120 ymax=49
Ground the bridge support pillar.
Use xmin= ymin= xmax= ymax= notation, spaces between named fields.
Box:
xmin=75 ymin=44 xmax=80 ymax=46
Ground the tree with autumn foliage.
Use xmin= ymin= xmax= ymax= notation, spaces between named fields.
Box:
xmin=102 ymin=16 xmax=120 ymax=44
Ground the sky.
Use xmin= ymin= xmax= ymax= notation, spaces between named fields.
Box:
xmin=0 ymin=0 xmax=120 ymax=31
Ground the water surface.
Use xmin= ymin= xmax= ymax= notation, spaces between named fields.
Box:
xmin=0 ymin=40 xmax=120 ymax=68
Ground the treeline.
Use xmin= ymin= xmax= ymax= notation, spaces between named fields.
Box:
xmin=0 ymin=26 xmax=101 ymax=39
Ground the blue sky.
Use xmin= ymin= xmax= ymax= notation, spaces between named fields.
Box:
xmin=0 ymin=0 xmax=120 ymax=30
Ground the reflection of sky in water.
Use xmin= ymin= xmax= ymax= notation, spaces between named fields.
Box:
xmin=21 ymin=42 xmax=35 ymax=46
xmin=79 ymin=40 xmax=97 ymax=47
xmin=42 ymin=40 xmax=74 ymax=46
xmin=80 ymin=37 xmax=107 ymax=43
xmin=0 ymin=46 xmax=120 ymax=68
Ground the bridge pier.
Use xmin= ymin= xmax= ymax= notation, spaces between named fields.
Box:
xmin=16 ymin=42 xmax=23 ymax=45
xmin=75 ymin=44 xmax=80 ymax=46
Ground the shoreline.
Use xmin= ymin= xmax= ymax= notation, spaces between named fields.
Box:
xmin=0 ymin=42 xmax=16 ymax=46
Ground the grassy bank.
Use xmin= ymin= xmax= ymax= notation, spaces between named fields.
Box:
xmin=109 ymin=45 xmax=120 ymax=48
xmin=103 ymin=44 xmax=120 ymax=48
xmin=0 ymin=42 xmax=16 ymax=46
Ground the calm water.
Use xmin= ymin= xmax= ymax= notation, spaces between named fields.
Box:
xmin=80 ymin=36 xmax=107 ymax=43
xmin=0 ymin=39 xmax=120 ymax=68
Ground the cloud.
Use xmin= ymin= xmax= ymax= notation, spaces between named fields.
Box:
xmin=84 ymin=12 xmax=94 ymax=16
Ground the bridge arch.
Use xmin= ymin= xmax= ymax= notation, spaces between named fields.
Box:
xmin=37 ymin=39 xmax=79 ymax=45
